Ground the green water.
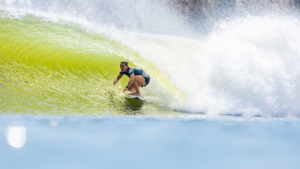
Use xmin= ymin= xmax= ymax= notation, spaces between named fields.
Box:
xmin=0 ymin=14 xmax=181 ymax=116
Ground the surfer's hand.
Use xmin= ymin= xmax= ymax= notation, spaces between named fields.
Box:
xmin=123 ymin=88 xmax=128 ymax=93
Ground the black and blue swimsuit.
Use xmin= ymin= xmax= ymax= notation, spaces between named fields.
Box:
xmin=120 ymin=67 xmax=150 ymax=87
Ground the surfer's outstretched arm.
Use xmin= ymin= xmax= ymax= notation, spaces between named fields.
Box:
xmin=113 ymin=73 xmax=123 ymax=85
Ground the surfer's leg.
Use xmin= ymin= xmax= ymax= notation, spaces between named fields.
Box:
xmin=134 ymin=75 xmax=146 ymax=86
xmin=128 ymin=75 xmax=144 ymax=96
xmin=130 ymin=81 xmax=141 ymax=96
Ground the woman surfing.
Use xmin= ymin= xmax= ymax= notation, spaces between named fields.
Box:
xmin=113 ymin=61 xmax=150 ymax=97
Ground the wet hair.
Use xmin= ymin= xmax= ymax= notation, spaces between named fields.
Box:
xmin=121 ymin=61 xmax=128 ymax=66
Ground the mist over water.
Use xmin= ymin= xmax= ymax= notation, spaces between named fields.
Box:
xmin=1 ymin=0 xmax=300 ymax=118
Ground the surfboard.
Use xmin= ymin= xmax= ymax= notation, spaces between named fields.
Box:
xmin=125 ymin=94 xmax=145 ymax=101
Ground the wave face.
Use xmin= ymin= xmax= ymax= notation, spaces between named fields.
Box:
xmin=0 ymin=9 xmax=180 ymax=115
xmin=0 ymin=13 xmax=129 ymax=114
xmin=1 ymin=1 xmax=300 ymax=118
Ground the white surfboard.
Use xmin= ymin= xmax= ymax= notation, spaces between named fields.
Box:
xmin=125 ymin=94 xmax=145 ymax=101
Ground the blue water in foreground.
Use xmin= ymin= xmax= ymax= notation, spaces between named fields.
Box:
xmin=1 ymin=116 xmax=300 ymax=169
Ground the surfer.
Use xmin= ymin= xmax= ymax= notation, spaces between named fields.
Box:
xmin=113 ymin=61 xmax=150 ymax=96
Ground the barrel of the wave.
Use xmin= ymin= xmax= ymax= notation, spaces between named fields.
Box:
xmin=0 ymin=15 xmax=135 ymax=114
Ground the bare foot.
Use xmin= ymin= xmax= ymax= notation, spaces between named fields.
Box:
xmin=130 ymin=93 xmax=141 ymax=96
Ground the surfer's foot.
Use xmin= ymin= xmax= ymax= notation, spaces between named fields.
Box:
xmin=130 ymin=93 xmax=141 ymax=96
